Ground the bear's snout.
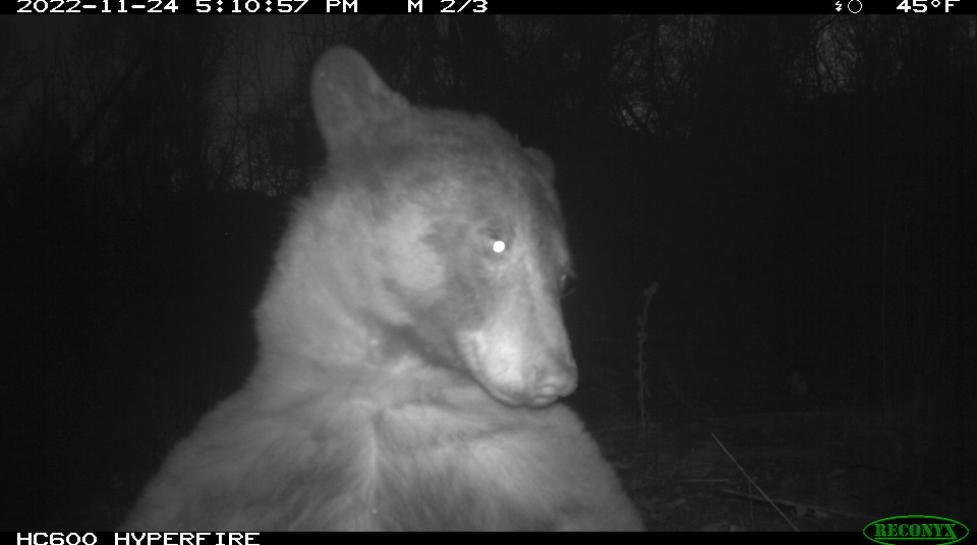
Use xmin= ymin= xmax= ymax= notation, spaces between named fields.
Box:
xmin=527 ymin=353 xmax=578 ymax=407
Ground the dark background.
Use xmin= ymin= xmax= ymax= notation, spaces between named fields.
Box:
xmin=2 ymin=15 xmax=974 ymax=530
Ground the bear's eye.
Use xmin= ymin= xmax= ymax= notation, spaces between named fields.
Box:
xmin=482 ymin=228 xmax=511 ymax=256
xmin=560 ymin=271 xmax=577 ymax=297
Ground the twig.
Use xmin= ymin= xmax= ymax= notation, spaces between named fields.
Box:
xmin=711 ymin=433 xmax=800 ymax=531
xmin=635 ymin=280 xmax=659 ymax=434
xmin=718 ymin=487 xmax=868 ymax=520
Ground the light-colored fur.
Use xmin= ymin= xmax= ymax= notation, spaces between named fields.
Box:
xmin=124 ymin=357 xmax=641 ymax=530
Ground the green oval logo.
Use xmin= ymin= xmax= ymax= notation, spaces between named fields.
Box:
xmin=863 ymin=515 xmax=970 ymax=545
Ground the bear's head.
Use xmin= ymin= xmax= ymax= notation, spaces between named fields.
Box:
xmin=257 ymin=47 xmax=577 ymax=408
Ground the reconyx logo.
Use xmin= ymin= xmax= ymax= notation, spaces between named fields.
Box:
xmin=863 ymin=515 xmax=970 ymax=545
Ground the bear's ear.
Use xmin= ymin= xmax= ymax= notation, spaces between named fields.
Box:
xmin=525 ymin=148 xmax=555 ymax=184
xmin=310 ymin=46 xmax=408 ymax=151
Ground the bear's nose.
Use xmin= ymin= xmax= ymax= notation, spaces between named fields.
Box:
xmin=529 ymin=355 xmax=577 ymax=406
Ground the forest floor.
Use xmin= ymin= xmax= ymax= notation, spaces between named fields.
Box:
xmin=597 ymin=409 xmax=973 ymax=531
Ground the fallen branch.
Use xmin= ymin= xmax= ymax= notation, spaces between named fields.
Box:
xmin=718 ymin=487 xmax=868 ymax=520
xmin=711 ymin=433 xmax=799 ymax=531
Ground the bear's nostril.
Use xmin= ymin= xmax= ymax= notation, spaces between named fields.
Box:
xmin=537 ymin=383 xmax=559 ymax=398
xmin=535 ymin=363 xmax=577 ymax=400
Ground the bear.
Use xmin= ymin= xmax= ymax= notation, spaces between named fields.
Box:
xmin=122 ymin=46 xmax=644 ymax=531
